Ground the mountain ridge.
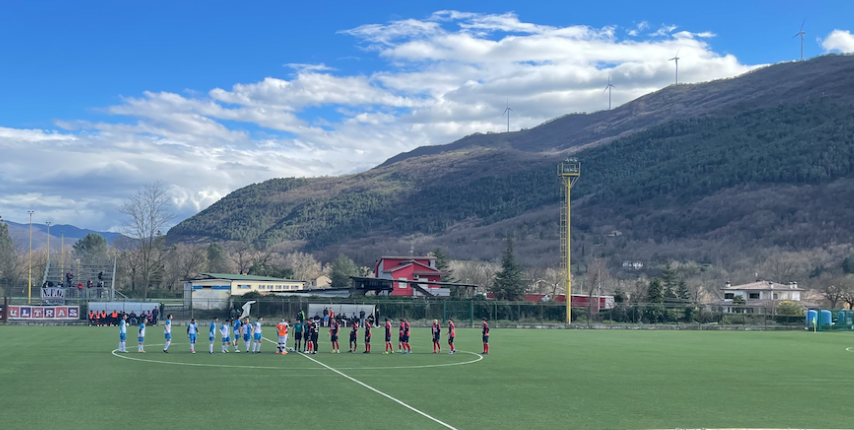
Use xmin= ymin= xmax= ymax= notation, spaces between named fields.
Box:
xmin=167 ymin=55 xmax=854 ymax=269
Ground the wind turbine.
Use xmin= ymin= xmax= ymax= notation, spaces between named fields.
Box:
xmin=502 ymin=99 xmax=512 ymax=132
xmin=603 ymin=75 xmax=615 ymax=110
xmin=793 ymin=19 xmax=806 ymax=61
xmin=669 ymin=50 xmax=680 ymax=84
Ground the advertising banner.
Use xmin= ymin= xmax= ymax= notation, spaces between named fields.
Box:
xmin=7 ymin=305 xmax=80 ymax=320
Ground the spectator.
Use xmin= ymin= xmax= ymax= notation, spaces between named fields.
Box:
xmin=129 ymin=311 xmax=138 ymax=326
xmin=111 ymin=310 xmax=118 ymax=326
xmin=152 ymin=307 xmax=159 ymax=325
xmin=100 ymin=310 xmax=107 ymax=326
xmin=98 ymin=271 xmax=103 ymax=282
xmin=66 ymin=271 xmax=73 ymax=287
xmin=93 ymin=311 xmax=100 ymax=326
xmin=359 ymin=309 xmax=366 ymax=328
xmin=88 ymin=310 xmax=96 ymax=326
xmin=323 ymin=307 xmax=329 ymax=327
xmin=57 ymin=281 xmax=63 ymax=288
xmin=375 ymin=308 xmax=381 ymax=327
xmin=87 ymin=279 xmax=93 ymax=289
xmin=77 ymin=282 xmax=84 ymax=297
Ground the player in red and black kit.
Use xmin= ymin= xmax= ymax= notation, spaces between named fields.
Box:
xmin=447 ymin=319 xmax=456 ymax=354
xmin=431 ymin=319 xmax=441 ymax=353
xmin=403 ymin=318 xmax=412 ymax=354
xmin=398 ymin=319 xmax=405 ymax=353
xmin=306 ymin=320 xmax=315 ymax=353
xmin=363 ymin=321 xmax=372 ymax=353
xmin=348 ymin=322 xmax=358 ymax=353
xmin=330 ymin=318 xmax=340 ymax=353
xmin=481 ymin=318 xmax=489 ymax=355
xmin=384 ymin=318 xmax=394 ymax=354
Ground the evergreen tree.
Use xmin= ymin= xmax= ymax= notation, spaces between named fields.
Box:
xmin=613 ymin=287 xmax=626 ymax=303
xmin=664 ymin=284 xmax=678 ymax=302
xmin=330 ymin=254 xmax=359 ymax=288
xmin=432 ymin=248 xmax=455 ymax=282
xmin=248 ymin=261 xmax=294 ymax=279
xmin=843 ymin=257 xmax=854 ymax=275
xmin=73 ymin=233 xmax=108 ymax=260
xmin=490 ymin=236 xmax=525 ymax=301
xmin=677 ymin=280 xmax=691 ymax=301
xmin=206 ymin=243 xmax=230 ymax=273
xmin=660 ymin=264 xmax=678 ymax=291
xmin=646 ymin=278 xmax=664 ymax=303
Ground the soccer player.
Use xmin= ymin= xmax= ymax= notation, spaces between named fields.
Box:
xmin=118 ymin=314 xmax=128 ymax=353
xmin=403 ymin=319 xmax=411 ymax=354
xmin=431 ymin=319 xmax=441 ymax=354
xmin=363 ymin=320 xmax=372 ymax=353
xmin=310 ymin=319 xmax=320 ymax=354
xmin=348 ymin=322 xmax=358 ymax=353
xmin=209 ymin=317 xmax=218 ymax=354
xmin=187 ymin=318 xmax=198 ymax=353
xmin=294 ymin=320 xmax=303 ymax=352
xmin=275 ymin=319 xmax=289 ymax=355
xmin=329 ymin=318 xmax=340 ymax=353
xmin=252 ymin=318 xmax=263 ymax=353
xmin=303 ymin=318 xmax=312 ymax=353
xmin=398 ymin=319 xmax=405 ymax=353
xmin=232 ymin=318 xmax=242 ymax=353
xmin=383 ymin=318 xmax=394 ymax=354
xmin=220 ymin=319 xmax=231 ymax=353
xmin=447 ymin=318 xmax=456 ymax=354
xmin=163 ymin=314 xmax=173 ymax=353
xmin=482 ymin=318 xmax=489 ymax=355
xmin=243 ymin=318 xmax=252 ymax=352
xmin=138 ymin=319 xmax=146 ymax=353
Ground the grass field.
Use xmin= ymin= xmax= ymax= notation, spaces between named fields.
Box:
xmin=1 ymin=325 xmax=852 ymax=430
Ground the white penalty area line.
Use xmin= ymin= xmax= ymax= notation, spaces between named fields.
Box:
xmin=263 ymin=336 xmax=460 ymax=430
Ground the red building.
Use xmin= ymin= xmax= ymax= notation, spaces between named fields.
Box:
xmin=374 ymin=256 xmax=447 ymax=297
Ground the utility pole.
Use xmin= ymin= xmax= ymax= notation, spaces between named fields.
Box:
xmin=46 ymin=222 xmax=52 ymax=266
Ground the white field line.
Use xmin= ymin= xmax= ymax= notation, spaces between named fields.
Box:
xmin=846 ymin=347 xmax=853 ymax=352
xmin=263 ymin=336 xmax=460 ymax=430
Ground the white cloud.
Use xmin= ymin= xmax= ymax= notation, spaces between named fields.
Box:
xmin=0 ymin=10 xmax=756 ymax=231
xmin=822 ymin=29 xmax=854 ymax=53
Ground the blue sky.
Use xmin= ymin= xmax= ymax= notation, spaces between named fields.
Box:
xmin=1 ymin=0 xmax=854 ymax=231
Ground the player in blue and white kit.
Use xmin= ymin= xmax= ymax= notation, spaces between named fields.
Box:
xmin=209 ymin=317 xmax=218 ymax=354
xmin=138 ymin=320 xmax=146 ymax=353
xmin=220 ymin=319 xmax=231 ymax=353
xmin=163 ymin=314 xmax=173 ymax=353
xmin=232 ymin=318 xmax=242 ymax=353
xmin=118 ymin=314 xmax=128 ymax=353
xmin=242 ymin=317 xmax=252 ymax=352
xmin=252 ymin=317 xmax=264 ymax=353
xmin=186 ymin=318 xmax=198 ymax=353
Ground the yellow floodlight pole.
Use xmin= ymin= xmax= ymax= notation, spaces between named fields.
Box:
xmin=558 ymin=158 xmax=580 ymax=324
xmin=28 ymin=211 xmax=34 ymax=304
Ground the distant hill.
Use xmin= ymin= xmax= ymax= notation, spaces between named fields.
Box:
xmin=5 ymin=221 xmax=124 ymax=250
xmin=167 ymin=55 xmax=854 ymax=268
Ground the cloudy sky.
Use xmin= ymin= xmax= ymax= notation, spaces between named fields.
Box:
xmin=1 ymin=0 xmax=854 ymax=232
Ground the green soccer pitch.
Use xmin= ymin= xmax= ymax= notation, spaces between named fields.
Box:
xmin=1 ymin=325 xmax=851 ymax=430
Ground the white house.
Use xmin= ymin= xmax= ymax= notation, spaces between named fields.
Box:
xmin=183 ymin=273 xmax=306 ymax=310
xmin=720 ymin=280 xmax=802 ymax=313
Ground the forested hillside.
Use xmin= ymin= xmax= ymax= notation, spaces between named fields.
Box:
xmin=168 ymin=55 xmax=854 ymax=269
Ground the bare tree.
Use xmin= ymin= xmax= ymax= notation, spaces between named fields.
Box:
xmin=118 ymin=181 xmax=176 ymax=298
xmin=451 ymin=260 xmax=498 ymax=294
xmin=284 ymin=251 xmax=323 ymax=281
xmin=229 ymin=243 xmax=259 ymax=275
xmin=162 ymin=244 xmax=207 ymax=290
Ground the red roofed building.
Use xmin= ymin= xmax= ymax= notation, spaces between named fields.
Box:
xmin=374 ymin=256 xmax=446 ymax=297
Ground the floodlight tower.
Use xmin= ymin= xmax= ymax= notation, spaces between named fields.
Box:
xmin=558 ymin=158 xmax=581 ymax=324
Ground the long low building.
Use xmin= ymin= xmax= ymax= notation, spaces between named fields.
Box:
xmin=183 ymin=273 xmax=306 ymax=310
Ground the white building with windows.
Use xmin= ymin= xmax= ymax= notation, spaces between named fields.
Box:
xmin=183 ymin=273 xmax=306 ymax=310
xmin=720 ymin=280 xmax=802 ymax=313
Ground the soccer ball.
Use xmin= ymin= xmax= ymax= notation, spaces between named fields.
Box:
xmin=287 ymin=347 xmax=295 ymax=352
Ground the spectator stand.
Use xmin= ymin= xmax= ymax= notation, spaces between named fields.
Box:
xmin=41 ymin=256 xmax=117 ymax=301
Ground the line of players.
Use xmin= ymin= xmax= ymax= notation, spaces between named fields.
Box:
xmin=117 ymin=313 xmax=491 ymax=355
